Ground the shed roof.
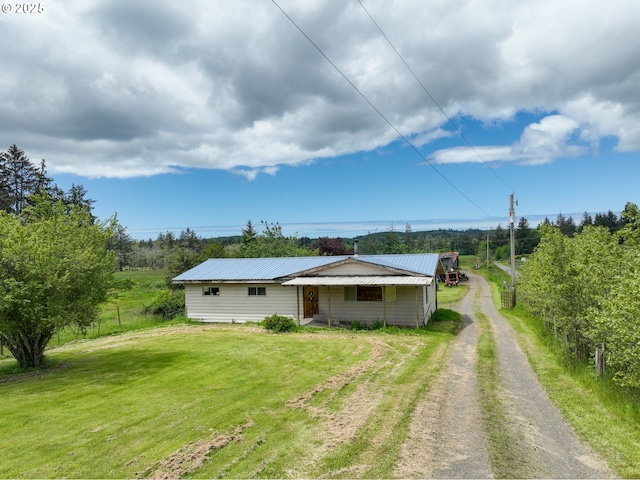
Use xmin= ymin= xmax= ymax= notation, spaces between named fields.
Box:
xmin=172 ymin=253 xmax=440 ymax=283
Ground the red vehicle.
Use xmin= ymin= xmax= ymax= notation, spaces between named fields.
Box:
xmin=445 ymin=270 xmax=459 ymax=286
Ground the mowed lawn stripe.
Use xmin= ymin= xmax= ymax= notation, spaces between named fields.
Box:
xmin=0 ymin=325 xmax=371 ymax=478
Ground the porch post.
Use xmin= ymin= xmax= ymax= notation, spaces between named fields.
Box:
xmin=327 ymin=286 xmax=332 ymax=327
xmin=415 ymin=286 xmax=419 ymax=328
xmin=383 ymin=285 xmax=388 ymax=327
xmin=296 ymin=286 xmax=301 ymax=326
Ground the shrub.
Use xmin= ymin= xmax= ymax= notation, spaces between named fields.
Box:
xmin=350 ymin=320 xmax=368 ymax=331
xmin=262 ymin=314 xmax=297 ymax=333
xmin=430 ymin=309 xmax=459 ymax=322
xmin=142 ymin=289 xmax=185 ymax=319
xmin=371 ymin=320 xmax=385 ymax=331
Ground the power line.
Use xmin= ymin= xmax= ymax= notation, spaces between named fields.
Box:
xmin=356 ymin=0 xmax=514 ymax=193
xmin=271 ymin=0 xmax=493 ymax=219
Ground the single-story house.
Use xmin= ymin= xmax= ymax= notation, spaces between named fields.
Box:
xmin=172 ymin=253 xmax=441 ymax=328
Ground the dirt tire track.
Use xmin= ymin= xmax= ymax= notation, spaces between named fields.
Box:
xmin=394 ymin=277 xmax=492 ymax=479
xmin=475 ymin=272 xmax=614 ymax=478
xmin=395 ymin=273 xmax=615 ymax=479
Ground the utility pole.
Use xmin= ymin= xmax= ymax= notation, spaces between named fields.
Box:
xmin=509 ymin=192 xmax=517 ymax=307
xmin=486 ymin=233 xmax=489 ymax=270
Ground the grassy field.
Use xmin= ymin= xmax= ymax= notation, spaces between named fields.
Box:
xmin=0 ymin=314 xmax=459 ymax=478
xmin=3 ymin=261 xmax=638 ymax=477
xmin=51 ymin=270 xmax=170 ymax=346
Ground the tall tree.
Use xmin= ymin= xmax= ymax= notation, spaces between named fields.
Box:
xmin=404 ymin=223 xmax=416 ymax=253
xmin=0 ymin=145 xmax=43 ymax=214
xmin=594 ymin=210 xmax=621 ymax=233
xmin=516 ymin=217 xmax=539 ymax=255
xmin=178 ymin=227 xmax=200 ymax=252
xmin=241 ymin=220 xmax=258 ymax=245
xmin=107 ymin=222 xmax=134 ymax=271
xmin=554 ymin=213 xmax=576 ymax=237
xmin=492 ymin=224 xmax=508 ymax=247
xmin=578 ymin=211 xmax=593 ymax=233
xmin=235 ymin=221 xmax=311 ymax=258
xmin=0 ymin=194 xmax=116 ymax=368
xmin=64 ymin=183 xmax=95 ymax=214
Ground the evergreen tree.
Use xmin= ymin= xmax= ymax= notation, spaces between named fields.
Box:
xmin=241 ymin=220 xmax=258 ymax=244
xmin=404 ymin=223 xmax=416 ymax=253
xmin=594 ymin=210 xmax=622 ymax=233
xmin=516 ymin=217 xmax=533 ymax=254
xmin=64 ymin=183 xmax=95 ymax=214
xmin=554 ymin=213 xmax=576 ymax=237
xmin=578 ymin=211 xmax=593 ymax=233
xmin=492 ymin=224 xmax=508 ymax=247
xmin=0 ymin=145 xmax=43 ymax=214
xmin=107 ymin=222 xmax=134 ymax=271
xmin=179 ymin=227 xmax=200 ymax=252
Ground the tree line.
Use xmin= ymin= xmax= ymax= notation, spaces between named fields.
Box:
xmin=112 ymin=210 xmax=634 ymax=281
xmin=519 ymin=202 xmax=640 ymax=388
xmin=1 ymin=144 xmax=95 ymax=216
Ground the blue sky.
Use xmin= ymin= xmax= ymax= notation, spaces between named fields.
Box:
xmin=2 ymin=1 xmax=639 ymax=240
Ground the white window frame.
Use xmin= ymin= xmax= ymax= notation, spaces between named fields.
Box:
xmin=248 ymin=286 xmax=266 ymax=296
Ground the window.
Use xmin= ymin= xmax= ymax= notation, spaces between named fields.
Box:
xmin=385 ymin=286 xmax=397 ymax=302
xmin=357 ymin=286 xmax=382 ymax=301
xmin=344 ymin=286 xmax=396 ymax=302
xmin=248 ymin=286 xmax=266 ymax=296
xmin=344 ymin=286 xmax=356 ymax=301
xmin=203 ymin=287 xmax=220 ymax=296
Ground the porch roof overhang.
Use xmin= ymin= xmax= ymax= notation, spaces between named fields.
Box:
xmin=281 ymin=276 xmax=433 ymax=287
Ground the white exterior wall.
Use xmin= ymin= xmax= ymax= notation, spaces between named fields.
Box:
xmin=185 ymin=283 xmax=298 ymax=323
xmin=184 ymin=277 xmax=437 ymax=326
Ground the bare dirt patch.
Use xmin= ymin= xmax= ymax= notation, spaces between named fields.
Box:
xmin=137 ymin=420 xmax=254 ymax=479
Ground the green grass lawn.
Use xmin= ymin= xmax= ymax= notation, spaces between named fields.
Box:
xmin=0 ymin=317 xmax=459 ymax=478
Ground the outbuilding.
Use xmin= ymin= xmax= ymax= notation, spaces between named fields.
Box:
xmin=172 ymin=253 xmax=441 ymax=328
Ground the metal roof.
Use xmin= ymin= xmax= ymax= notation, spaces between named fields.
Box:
xmin=281 ymin=276 xmax=433 ymax=286
xmin=172 ymin=253 xmax=440 ymax=283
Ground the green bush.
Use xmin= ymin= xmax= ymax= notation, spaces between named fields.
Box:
xmin=350 ymin=320 xmax=368 ymax=331
xmin=371 ymin=320 xmax=385 ymax=331
xmin=262 ymin=314 xmax=297 ymax=333
xmin=142 ymin=289 xmax=185 ymax=319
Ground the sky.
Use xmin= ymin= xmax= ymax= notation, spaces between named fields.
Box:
xmin=1 ymin=0 xmax=639 ymax=240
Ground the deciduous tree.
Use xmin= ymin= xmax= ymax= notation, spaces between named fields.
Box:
xmin=0 ymin=195 xmax=115 ymax=368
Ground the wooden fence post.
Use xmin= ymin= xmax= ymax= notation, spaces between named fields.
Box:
xmin=595 ymin=343 xmax=606 ymax=377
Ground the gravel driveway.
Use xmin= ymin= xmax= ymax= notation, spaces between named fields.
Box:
xmin=394 ymin=272 xmax=614 ymax=479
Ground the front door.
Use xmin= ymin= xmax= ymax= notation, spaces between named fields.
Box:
xmin=303 ymin=286 xmax=319 ymax=318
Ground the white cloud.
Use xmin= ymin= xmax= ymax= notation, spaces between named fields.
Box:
xmin=1 ymin=0 xmax=639 ymax=178
xmin=430 ymin=115 xmax=586 ymax=165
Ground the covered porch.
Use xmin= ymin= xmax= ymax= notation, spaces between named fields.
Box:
xmin=282 ymin=276 xmax=434 ymax=328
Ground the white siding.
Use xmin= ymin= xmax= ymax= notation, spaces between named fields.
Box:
xmin=184 ymin=279 xmax=438 ymax=327
xmin=185 ymin=283 xmax=298 ymax=323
